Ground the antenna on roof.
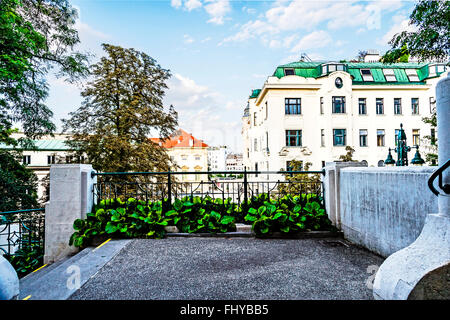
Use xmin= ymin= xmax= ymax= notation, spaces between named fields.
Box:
xmin=300 ymin=53 xmax=312 ymax=62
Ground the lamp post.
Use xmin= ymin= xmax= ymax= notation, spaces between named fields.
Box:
xmin=411 ymin=145 xmax=425 ymax=166
xmin=384 ymin=123 xmax=424 ymax=166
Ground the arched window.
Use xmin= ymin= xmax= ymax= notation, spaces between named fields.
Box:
xmin=377 ymin=160 xmax=385 ymax=167
xmin=361 ymin=160 xmax=368 ymax=166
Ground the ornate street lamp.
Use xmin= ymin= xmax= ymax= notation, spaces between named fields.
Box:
xmin=384 ymin=148 xmax=395 ymax=166
xmin=411 ymin=145 xmax=425 ymax=166
xmin=385 ymin=123 xmax=425 ymax=166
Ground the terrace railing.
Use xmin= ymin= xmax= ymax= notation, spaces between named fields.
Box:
xmin=92 ymin=169 xmax=325 ymax=212
xmin=0 ymin=208 xmax=45 ymax=256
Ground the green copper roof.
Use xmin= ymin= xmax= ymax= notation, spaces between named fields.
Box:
xmin=273 ymin=61 xmax=446 ymax=85
xmin=0 ymin=140 xmax=73 ymax=151
xmin=249 ymin=89 xmax=261 ymax=99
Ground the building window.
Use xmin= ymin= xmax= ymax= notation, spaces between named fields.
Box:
xmin=265 ymin=101 xmax=268 ymax=119
xmin=22 ymin=155 xmax=31 ymax=165
xmin=321 ymin=161 xmax=326 ymax=168
xmin=406 ymin=69 xmax=420 ymax=82
xmin=284 ymin=68 xmax=295 ymax=76
xmin=285 ymin=130 xmax=302 ymax=147
xmin=378 ymin=160 xmax=385 ymax=167
xmin=358 ymin=98 xmax=367 ymax=115
xmin=429 ymin=97 xmax=436 ymax=114
xmin=361 ymin=160 xmax=368 ymax=166
xmin=321 ymin=129 xmax=325 ymax=147
xmin=383 ymin=69 xmax=396 ymax=81
xmin=360 ymin=69 xmax=374 ymax=81
xmin=265 ymin=131 xmax=269 ymax=150
xmin=333 ymin=129 xmax=346 ymax=146
xmin=412 ymin=98 xmax=419 ymax=114
xmin=431 ymin=128 xmax=436 ymax=145
xmin=254 ymin=138 xmax=258 ymax=152
xmin=359 ymin=129 xmax=368 ymax=147
xmin=394 ymin=98 xmax=402 ymax=115
xmin=181 ymin=154 xmax=188 ymax=161
xmin=195 ymin=155 xmax=201 ymax=161
xmin=395 ymin=129 xmax=401 ymax=146
xmin=377 ymin=129 xmax=385 ymax=147
xmin=320 ymin=97 xmax=324 ymax=114
xmin=47 ymin=155 xmax=56 ymax=165
xmin=253 ymin=112 xmax=257 ymax=125
xmin=285 ymin=98 xmax=301 ymax=115
xmin=376 ymin=98 xmax=384 ymax=115
xmin=332 ymin=96 xmax=345 ymax=113
xmin=412 ymin=129 xmax=420 ymax=146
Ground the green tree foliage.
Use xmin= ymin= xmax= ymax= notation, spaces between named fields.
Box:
xmin=0 ymin=130 xmax=39 ymax=212
xmin=422 ymin=109 xmax=438 ymax=165
xmin=277 ymin=160 xmax=321 ymax=196
xmin=0 ymin=0 xmax=89 ymax=139
xmin=0 ymin=0 xmax=88 ymax=212
xmin=381 ymin=1 xmax=450 ymax=63
xmin=63 ymin=44 xmax=178 ymax=173
xmin=338 ymin=146 xmax=357 ymax=162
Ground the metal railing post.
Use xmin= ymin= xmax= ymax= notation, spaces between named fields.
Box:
xmin=243 ymin=168 xmax=248 ymax=210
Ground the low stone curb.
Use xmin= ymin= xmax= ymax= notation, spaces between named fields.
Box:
xmin=165 ymin=230 xmax=343 ymax=239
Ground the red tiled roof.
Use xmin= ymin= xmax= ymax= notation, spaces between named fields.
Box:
xmin=150 ymin=129 xmax=208 ymax=148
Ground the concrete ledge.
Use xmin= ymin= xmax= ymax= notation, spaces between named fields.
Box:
xmin=255 ymin=231 xmax=343 ymax=239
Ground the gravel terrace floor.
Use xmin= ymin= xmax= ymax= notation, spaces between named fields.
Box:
xmin=69 ymin=237 xmax=384 ymax=300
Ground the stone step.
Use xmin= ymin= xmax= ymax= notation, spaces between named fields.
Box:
xmin=19 ymin=239 xmax=131 ymax=300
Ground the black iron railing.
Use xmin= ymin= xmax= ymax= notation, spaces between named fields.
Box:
xmin=92 ymin=169 xmax=325 ymax=212
xmin=0 ymin=208 xmax=45 ymax=256
xmin=428 ymin=159 xmax=450 ymax=196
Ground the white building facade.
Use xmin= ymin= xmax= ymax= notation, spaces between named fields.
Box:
xmin=225 ymin=153 xmax=244 ymax=172
xmin=207 ymin=146 xmax=228 ymax=172
xmin=242 ymin=60 xmax=447 ymax=173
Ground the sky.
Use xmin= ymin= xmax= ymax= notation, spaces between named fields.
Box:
xmin=45 ymin=0 xmax=417 ymax=153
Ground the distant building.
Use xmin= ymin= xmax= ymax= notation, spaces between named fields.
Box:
xmin=151 ymin=129 xmax=209 ymax=182
xmin=207 ymin=146 xmax=228 ymax=172
xmin=363 ymin=49 xmax=381 ymax=63
xmin=226 ymin=153 xmax=244 ymax=172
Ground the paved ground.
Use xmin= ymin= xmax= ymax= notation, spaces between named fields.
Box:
xmin=69 ymin=237 xmax=384 ymax=300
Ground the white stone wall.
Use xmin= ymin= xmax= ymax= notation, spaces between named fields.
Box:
xmin=337 ymin=166 xmax=438 ymax=257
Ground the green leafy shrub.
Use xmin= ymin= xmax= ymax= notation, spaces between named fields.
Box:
xmin=243 ymin=194 xmax=334 ymax=237
xmin=69 ymin=193 xmax=333 ymax=247
xmin=166 ymin=196 xmax=236 ymax=233
xmin=5 ymin=244 xmax=43 ymax=278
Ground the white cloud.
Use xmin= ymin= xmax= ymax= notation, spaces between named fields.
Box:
xmin=170 ymin=0 xmax=182 ymax=9
xmin=183 ymin=34 xmax=195 ymax=44
xmin=204 ymin=0 xmax=231 ymax=25
xmin=377 ymin=15 xmax=416 ymax=46
xmin=184 ymin=0 xmax=202 ymax=11
xmin=290 ymin=30 xmax=332 ymax=52
xmin=164 ymin=73 xmax=243 ymax=151
xmin=221 ymin=0 xmax=405 ymax=49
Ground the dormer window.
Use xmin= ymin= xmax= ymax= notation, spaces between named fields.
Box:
xmin=321 ymin=63 xmax=346 ymax=75
xmin=360 ymin=69 xmax=373 ymax=81
xmin=284 ymin=68 xmax=295 ymax=76
xmin=428 ymin=64 xmax=446 ymax=77
xmin=405 ymin=69 xmax=420 ymax=82
xmin=383 ymin=69 xmax=396 ymax=81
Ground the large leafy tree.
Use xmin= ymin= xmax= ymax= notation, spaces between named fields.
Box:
xmin=381 ymin=1 xmax=450 ymax=63
xmin=62 ymin=44 xmax=178 ymax=173
xmin=0 ymin=0 xmax=90 ymax=139
xmin=0 ymin=0 xmax=89 ymax=211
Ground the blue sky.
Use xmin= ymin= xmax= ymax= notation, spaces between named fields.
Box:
xmin=46 ymin=0 xmax=417 ymax=152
